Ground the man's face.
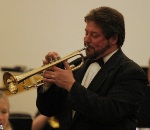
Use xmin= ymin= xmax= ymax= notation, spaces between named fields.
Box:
xmin=84 ymin=21 xmax=112 ymax=60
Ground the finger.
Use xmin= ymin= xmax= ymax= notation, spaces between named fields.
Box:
xmin=42 ymin=60 xmax=49 ymax=65
xmin=42 ymin=72 xmax=55 ymax=82
xmin=42 ymin=70 xmax=54 ymax=78
xmin=45 ymin=52 xmax=60 ymax=62
xmin=42 ymin=77 xmax=55 ymax=83
xmin=63 ymin=61 xmax=71 ymax=71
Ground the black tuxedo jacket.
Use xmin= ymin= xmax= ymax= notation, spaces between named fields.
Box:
xmin=36 ymin=49 xmax=148 ymax=130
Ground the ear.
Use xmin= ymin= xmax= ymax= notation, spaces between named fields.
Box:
xmin=110 ymin=34 xmax=118 ymax=45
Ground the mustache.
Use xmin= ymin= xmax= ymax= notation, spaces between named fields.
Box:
xmin=84 ymin=43 xmax=94 ymax=49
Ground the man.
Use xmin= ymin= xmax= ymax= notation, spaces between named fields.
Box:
xmin=36 ymin=6 xmax=148 ymax=130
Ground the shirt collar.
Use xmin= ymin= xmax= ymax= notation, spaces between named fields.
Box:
xmin=103 ymin=49 xmax=118 ymax=64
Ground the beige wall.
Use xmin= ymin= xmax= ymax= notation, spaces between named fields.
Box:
xmin=0 ymin=0 xmax=150 ymax=117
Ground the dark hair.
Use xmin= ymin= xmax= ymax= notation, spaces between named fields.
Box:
xmin=84 ymin=6 xmax=125 ymax=47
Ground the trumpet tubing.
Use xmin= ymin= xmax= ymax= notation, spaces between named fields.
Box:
xmin=3 ymin=47 xmax=86 ymax=94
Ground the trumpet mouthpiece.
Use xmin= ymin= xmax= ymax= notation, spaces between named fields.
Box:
xmin=85 ymin=45 xmax=88 ymax=49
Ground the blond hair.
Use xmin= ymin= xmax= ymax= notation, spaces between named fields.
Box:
xmin=0 ymin=91 xmax=13 ymax=130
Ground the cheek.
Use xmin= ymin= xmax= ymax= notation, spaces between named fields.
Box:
xmin=3 ymin=114 xmax=9 ymax=128
xmin=92 ymin=37 xmax=106 ymax=46
xmin=92 ymin=41 xmax=104 ymax=51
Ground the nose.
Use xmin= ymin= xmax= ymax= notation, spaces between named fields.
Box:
xmin=84 ymin=34 xmax=91 ymax=44
xmin=0 ymin=113 xmax=3 ymax=121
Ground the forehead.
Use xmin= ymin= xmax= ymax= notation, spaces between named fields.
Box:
xmin=0 ymin=98 xmax=9 ymax=109
xmin=85 ymin=21 xmax=102 ymax=32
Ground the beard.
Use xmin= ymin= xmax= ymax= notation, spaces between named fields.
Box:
xmin=86 ymin=41 xmax=111 ymax=60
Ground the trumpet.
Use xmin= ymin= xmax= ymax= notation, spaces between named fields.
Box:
xmin=3 ymin=47 xmax=87 ymax=94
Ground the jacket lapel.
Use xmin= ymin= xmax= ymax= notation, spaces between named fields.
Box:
xmin=74 ymin=58 xmax=92 ymax=84
xmin=87 ymin=66 xmax=110 ymax=92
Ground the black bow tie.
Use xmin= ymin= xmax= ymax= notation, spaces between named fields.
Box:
xmin=89 ymin=58 xmax=104 ymax=67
